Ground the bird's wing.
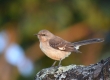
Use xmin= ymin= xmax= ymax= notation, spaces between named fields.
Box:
xmin=49 ymin=36 xmax=75 ymax=52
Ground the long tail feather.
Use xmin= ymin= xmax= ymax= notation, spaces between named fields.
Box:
xmin=73 ymin=38 xmax=104 ymax=50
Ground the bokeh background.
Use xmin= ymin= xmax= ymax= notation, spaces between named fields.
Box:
xmin=0 ymin=0 xmax=110 ymax=80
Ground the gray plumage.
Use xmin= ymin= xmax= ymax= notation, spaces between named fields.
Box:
xmin=49 ymin=36 xmax=104 ymax=53
xmin=35 ymin=29 xmax=104 ymax=66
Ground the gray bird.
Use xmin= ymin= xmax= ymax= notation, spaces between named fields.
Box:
xmin=34 ymin=30 xmax=104 ymax=66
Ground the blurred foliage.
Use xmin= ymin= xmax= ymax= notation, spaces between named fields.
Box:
xmin=0 ymin=0 xmax=109 ymax=48
xmin=0 ymin=0 xmax=110 ymax=80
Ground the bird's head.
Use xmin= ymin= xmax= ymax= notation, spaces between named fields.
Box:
xmin=34 ymin=30 xmax=54 ymax=42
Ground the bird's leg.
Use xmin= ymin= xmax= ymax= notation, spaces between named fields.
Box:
xmin=58 ymin=59 xmax=62 ymax=67
xmin=51 ymin=61 xmax=57 ymax=67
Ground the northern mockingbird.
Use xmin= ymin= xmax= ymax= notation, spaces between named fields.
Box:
xmin=34 ymin=30 xmax=104 ymax=66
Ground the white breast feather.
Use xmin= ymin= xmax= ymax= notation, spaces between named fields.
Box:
xmin=40 ymin=42 xmax=71 ymax=60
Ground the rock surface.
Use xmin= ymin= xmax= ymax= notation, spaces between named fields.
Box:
xmin=35 ymin=57 xmax=110 ymax=80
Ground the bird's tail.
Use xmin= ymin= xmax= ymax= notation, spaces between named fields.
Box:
xmin=73 ymin=38 xmax=104 ymax=52
xmin=73 ymin=38 xmax=104 ymax=46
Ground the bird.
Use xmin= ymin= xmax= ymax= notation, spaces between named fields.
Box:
xmin=34 ymin=29 xmax=104 ymax=66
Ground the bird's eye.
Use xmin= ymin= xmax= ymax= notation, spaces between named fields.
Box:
xmin=42 ymin=34 xmax=46 ymax=36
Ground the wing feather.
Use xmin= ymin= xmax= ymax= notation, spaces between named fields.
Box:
xmin=49 ymin=36 xmax=74 ymax=52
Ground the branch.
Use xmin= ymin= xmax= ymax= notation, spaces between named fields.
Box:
xmin=34 ymin=57 xmax=110 ymax=80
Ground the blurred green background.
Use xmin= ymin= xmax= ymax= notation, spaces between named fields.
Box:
xmin=0 ymin=0 xmax=110 ymax=80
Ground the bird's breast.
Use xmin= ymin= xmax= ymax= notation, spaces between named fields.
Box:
xmin=40 ymin=42 xmax=71 ymax=60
